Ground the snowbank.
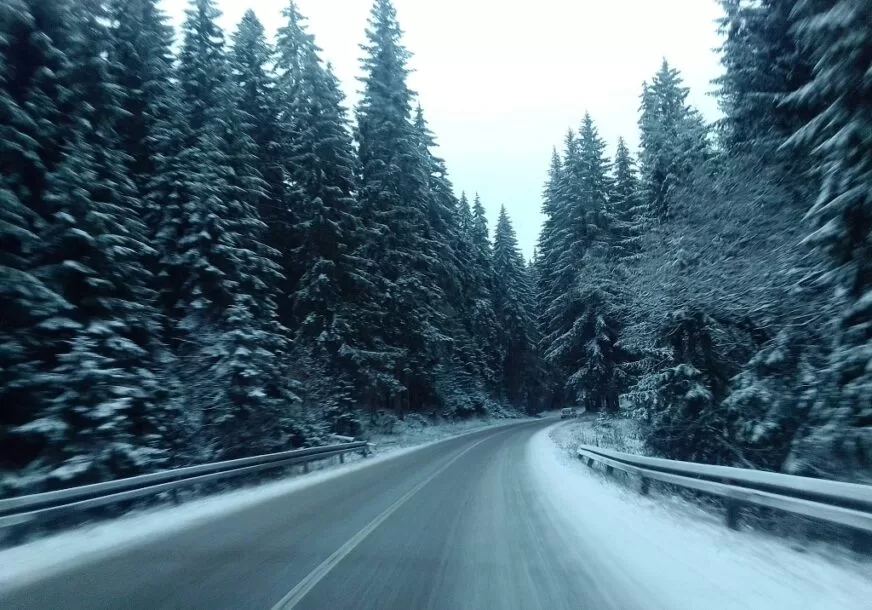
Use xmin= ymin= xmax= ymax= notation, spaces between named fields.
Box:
xmin=0 ymin=416 xmax=525 ymax=592
xmin=528 ymin=424 xmax=872 ymax=610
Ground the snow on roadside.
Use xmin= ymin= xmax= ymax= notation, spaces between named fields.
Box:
xmin=367 ymin=414 xmax=525 ymax=452
xmin=528 ymin=423 xmax=872 ymax=610
xmin=0 ymin=416 xmax=526 ymax=592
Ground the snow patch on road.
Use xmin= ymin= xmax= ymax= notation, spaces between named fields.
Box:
xmin=0 ymin=417 xmax=528 ymax=592
xmin=528 ymin=423 xmax=872 ymax=610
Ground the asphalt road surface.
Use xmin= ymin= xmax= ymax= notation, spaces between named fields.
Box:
xmin=1 ymin=419 xmax=645 ymax=610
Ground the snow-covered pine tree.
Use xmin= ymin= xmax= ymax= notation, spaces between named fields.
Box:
xmin=166 ymin=0 xmax=294 ymax=459
xmin=107 ymin=0 xmax=179 ymax=235
xmin=276 ymin=2 xmax=396 ymax=427
xmin=714 ymin=0 xmax=816 ymax=169
xmin=470 ymin=194 xmax=505 ymax=394
xmin=452 ymin=192 xmax=500 ymax=398
xmin=413 ymin=105 xmax=494 ymax=415
xmin=610 ymin=137 xmax=646 ymax=264
xmin=230 ymin=10 xmax=286 ymax=251
xmin=0 ymin=0 xmax=80 ymax=493
xmin=638 ymin=60 xmax=709 ymax=220
xmin=492 ymin=206 xmax=539 ymax=410
xmin=0 ymin=0 xmax=183 ymax=490
xmin=783 ymin=0 xmax=872 ymax=480
xmin=355 ymin=0 xmax=449 ymax=414
xmin=412 ymin=105 xmax=464 ymax=301
xmin=553 ymin=114 xmax=622 ymax=412
xmin=534 ymin=149 xmax=566 ymax=407
xmin=540 ymin=123 xmax=607 ymax=404
xmin=272 ymin=0 xmax=315 ymax=330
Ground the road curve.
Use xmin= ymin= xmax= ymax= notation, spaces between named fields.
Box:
xmin=1 ymin=419 xmax=642 ymax=610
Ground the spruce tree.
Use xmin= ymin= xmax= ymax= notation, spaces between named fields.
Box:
xmin=108 ymin=0 xmax=179 ymax=231
xmin=1 ymin=0 xmax=182 ymax=488
xmin=610 ymin=137 xmax=646 ymax=263
xmin=784 ymin=0 xmax=872 ymax=478
xmin=165 ymin=0 xmax=293 ymax=458
xmin=276 ymin=2 xmax=393 ymax=424
xmin=453 ymin=192 xmax=499 ymax=393
xmin=0 ymin=0 xmax=79 ymax=491
xmin=492 ymin=207 xmax=538 ymax=410
xmin=638 ymin=60 xmax=709 ymax=220
xmin=230 ymin=10 xmax=286 ymax=242
xmin=539 ymin=114 xmax=622 ymax=411
xmin=714 ymin=0 xmax=815 ymax=164
xmin=470 ymin=194 xmax=504 ymax=388
xmin=413 ymin=105 xmax=489 ymax=413
xmin=356 ymin=0 xmax=447 ymax=413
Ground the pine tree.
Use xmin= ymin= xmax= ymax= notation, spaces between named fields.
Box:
xmin=413 ymin=104 xmax=463 ymax=301
xmin=0 ymin=0 xmax=79 ymax=492
xmin=638 ymin=60 xmax=710 ymax=220
xmin=275 ymin=2 xmax=393 ymax=425
xmin=230 ymin=10 xmax=286 ymax=244
xmin=783 ymin=0 xmax=872 ymax=479
xmin=470 ymin=194 xmax=504 ymax=389
xmin=551 ymin=115 xmax=621 ymax=411
xmin=107 ymin=0 xmax=178 ymax=230
xmin=355 ymin=0 xmax=448 ymax=413
xmin=610 ymin=137 xmax=646 ymax=263
xmin=165 ymin=0 xmax=294 ymax=459
xmin=1 ymin=0 xmax=183 ymax=489
xmin=413 ymin=105 xmax=492 ymax=414
xmin=492 ymin=206 xmax=538 ymax=410
xmin=714 ymin=0 xmax=815 ymax=165
xmin=453 ymin=193 xmax=499 ymax=393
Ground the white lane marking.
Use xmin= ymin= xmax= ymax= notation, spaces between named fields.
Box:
xmin=270 ymin=435 xmax=492 ymax=609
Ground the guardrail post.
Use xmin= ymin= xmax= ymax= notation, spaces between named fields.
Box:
xmin=605 ymin=465 xmax=614 ymax=476
xmin=725 ymin=499 xmax=741 ymax=530
xmin=339 ymin=452 xmax=345 ymax=464
xmin=303 ymin=461 xmax=310 ymax=474
xmin=640 ymin=476 xmax=650 ymax=496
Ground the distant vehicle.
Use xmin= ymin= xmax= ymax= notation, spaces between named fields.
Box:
xmin=560 ymin=407 xmax=577 ymax=419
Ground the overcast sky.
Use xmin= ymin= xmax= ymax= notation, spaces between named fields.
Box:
xmin=162 ymin=0 xmax=725 ymax=258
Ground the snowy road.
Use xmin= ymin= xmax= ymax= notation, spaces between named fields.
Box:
xmin=3 ymin=418 xmax=869 ymax=609
xmin=2 ymin=419 xmax=642 ymax=610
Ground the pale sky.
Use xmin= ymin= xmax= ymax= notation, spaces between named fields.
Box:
xmin=162 ymin=0 xmax=725 ymax=258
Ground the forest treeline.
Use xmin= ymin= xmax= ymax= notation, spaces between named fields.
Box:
xmin=535 ymin=0 xmax=870 ymax=482
xmin=1 ymin=0 xmax=869 ymax=494
xmin=0 ymin=0 xmax=540 ymax=494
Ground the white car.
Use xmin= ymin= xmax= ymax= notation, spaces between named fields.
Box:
xmin=560 ymin=407 xmax=577 ymax=419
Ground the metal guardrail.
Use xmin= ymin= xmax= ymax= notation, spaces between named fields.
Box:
xmin=0 ymin=441 xmax=371 ymax=529
xmin=577 ymin=444 xmax=872 ymax=541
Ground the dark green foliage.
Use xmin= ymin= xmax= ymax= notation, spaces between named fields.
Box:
xmin=355 ymin=0 xmax=452 ymax=413
xmin=609 ymin=138 xmax=646 ymax=263
xmin=537 ymin=114 xmax=624 ymax=413
xmin=714 ymin=1 xmax=814 ymax=163
xmin=638 ymin=60 xmax=710 ymax=220
xmin=492 ymin=207 xmax=539 ymax=411
xmin=782 ymin=0 xmax=872 ymax=480
xmin=2 ymin=0 xmax=543 ymax=495
xmin=0 ymin=0 xmax=185 ymax=491
xmin=275 ymin=2 xmax=393 ymax=425
xmin=0 ymin=0 xmax=77 ymax=488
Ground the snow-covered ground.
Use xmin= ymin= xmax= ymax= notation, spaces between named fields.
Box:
xmin=530 ymin=422 xmax=872 ymax=610
xmin=564 ymin=412 xmax=647 ymax=454
xmin=0 ymin=415 xmax=526 ymax=592
xmin=366 ymin=413 xmax=525 ymax=452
